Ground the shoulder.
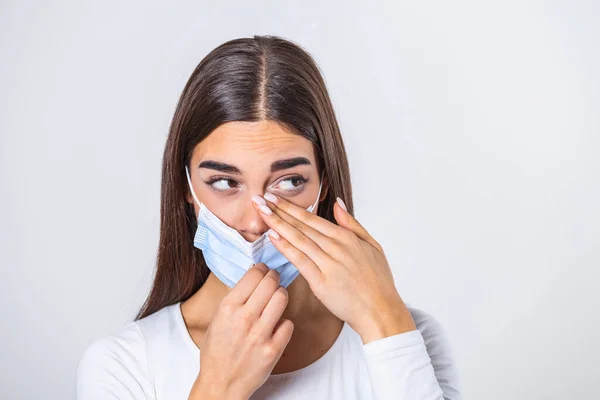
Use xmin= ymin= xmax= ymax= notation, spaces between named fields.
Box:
xmin=77 ymin=321 xmax=147 ymax=372
xmin=75 ymin=305 xmax=178 ymax=400
xmin=76 ymin=322 xmax=152 ymax=399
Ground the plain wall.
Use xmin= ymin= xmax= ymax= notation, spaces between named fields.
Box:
xmin=1 ymin=1 xmax=599 ymax=399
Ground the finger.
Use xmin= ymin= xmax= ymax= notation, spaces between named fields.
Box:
xmin=244 ymin=269 xmax=281 ymax=317
xmin=262 ymin=192 xmax=344 ymax=238
xmin=252 ymin=201 xmax=335 ymax=270
xmin=258 ymin=286 xmax=289 ymax=335
xmin=227 ymin=263 xmax=269 ymax=305
xmin=267 ymin=202 xmax=342 ymax=255
xmin=333 ymin=198 xmax=383 ymax=252
xmin=271 ymin=318 xmax=294 ymax=349
xmin=267 ymin=232 xmax=324 ymax=290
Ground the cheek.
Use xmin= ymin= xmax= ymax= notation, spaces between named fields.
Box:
xmin=198 ymin=191 xmax=244 ymax=228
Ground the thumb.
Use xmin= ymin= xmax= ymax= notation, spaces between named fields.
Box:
xmin=333 ymin=197 xmax=382 ymax=252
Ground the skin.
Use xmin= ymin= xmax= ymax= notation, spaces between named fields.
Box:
xmin=182 ymin=120 xmax=416 ymax=398
xmin=182 ymin=120 xmax=343 ymax=378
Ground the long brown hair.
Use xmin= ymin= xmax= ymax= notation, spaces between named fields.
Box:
xmin=135 ymin=35 xmax=354 ymax=320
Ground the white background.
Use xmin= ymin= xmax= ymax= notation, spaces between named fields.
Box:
xmin=1 ymin=1 xmax=599 ymax=399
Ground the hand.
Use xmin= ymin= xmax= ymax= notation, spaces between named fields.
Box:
xmin=252 ymin=194 xmax=416 ymax=344
xmin=189 ymin=263 xmax=293 ymax=400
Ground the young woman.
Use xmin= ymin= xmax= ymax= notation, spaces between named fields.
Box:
xmin=76 ymin=35 xmax=461 ymax=400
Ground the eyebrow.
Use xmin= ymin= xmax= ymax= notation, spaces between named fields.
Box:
xmin=198 ymin=157 xmax=311 ymax=174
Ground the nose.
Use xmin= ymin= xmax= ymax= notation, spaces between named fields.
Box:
xmin=237 ymin=195 xmax=270 ymax=242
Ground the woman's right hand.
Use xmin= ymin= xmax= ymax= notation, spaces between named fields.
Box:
xmin=189 ymin=263 xmax=294 ymax=400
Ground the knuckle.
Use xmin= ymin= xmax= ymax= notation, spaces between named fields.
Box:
xmin=239 ymin=309 xmax=255 ymax=327
xmin=219 ymin=300 xmax=236 ymax=316
xmin=263 ymin=344 xmax=279 ymax=360
xmin=297 ymin=251 xmax=311 ymax=265
xmin=295 ymin=232 xmax=311 ymax=246
xmin=291 ymin=219 xmax=306 ymax=231
xmin=246 ymin=331 xmax=263 ymax=348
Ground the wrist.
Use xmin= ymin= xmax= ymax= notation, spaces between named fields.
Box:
xmin=357 ymin=299 xmax=416 ymax=344
xmin=190 ymin=373 xmax=245 ymax=400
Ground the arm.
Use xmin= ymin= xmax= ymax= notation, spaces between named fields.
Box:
xmin=75 ymin=323 xmax=154 ymax=400
xmin=362 ymin=307 xmax=461 ymax=400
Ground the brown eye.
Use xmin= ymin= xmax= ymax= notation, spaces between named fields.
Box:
xmin=206 ymin=178 xmax=239 ymax=192
xmin=272 ymin=175 xmax=307 ymax=192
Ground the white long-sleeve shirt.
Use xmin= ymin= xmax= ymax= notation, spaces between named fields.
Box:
xmin=76 ymin=302 xmax=461 ymax=399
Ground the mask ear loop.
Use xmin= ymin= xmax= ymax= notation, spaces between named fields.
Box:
xmin=307 ymin=171 xmax=325 ymax=213
xmin=188 ymin=165 xmax=263 ymax=255
xmin=185 ymin=166 xmax=202 ymax=208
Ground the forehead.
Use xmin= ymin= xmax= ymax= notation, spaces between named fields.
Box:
xmin=194 ymin=120 xmax=315 ymax=161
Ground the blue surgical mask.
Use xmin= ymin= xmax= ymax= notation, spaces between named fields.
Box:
xmin=185 ymin=166 xmax=323 ymax=288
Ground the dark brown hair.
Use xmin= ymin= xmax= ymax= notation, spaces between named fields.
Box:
xmin=135 ymin=35 xmax=353 ymax=320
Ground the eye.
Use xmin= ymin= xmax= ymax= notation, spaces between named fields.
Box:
xmin=271 ymin=175 xmax=308 ymax=192
xmin=204 ymin=177 xmax=239 ymax=193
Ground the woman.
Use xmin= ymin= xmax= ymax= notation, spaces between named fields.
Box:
xmin=76 ymin=35 xmax=461 ymax=400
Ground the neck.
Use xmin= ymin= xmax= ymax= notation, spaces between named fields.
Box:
xmin=182 ymin=270 xmax=333 ymax=329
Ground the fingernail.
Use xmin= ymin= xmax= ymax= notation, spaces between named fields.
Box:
xmin=268 ymin=229 xmax=280 ymax=240
xmin=252 ymin=195 xmax=266 ymax=206
xmin=258 ymin=204 xmax=272 ymax=215
xmin=336 ymin=197 xmax=347 ymax=211
xmin=263 ymin=192 xmax=278 ymax=203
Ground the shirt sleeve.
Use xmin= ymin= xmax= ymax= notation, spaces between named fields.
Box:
xmin=361 ymin=306 xmax=461 ymax=400
xmin=75 ymin=322 xmax=155 ymax=400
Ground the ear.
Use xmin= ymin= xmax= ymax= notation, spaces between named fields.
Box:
xmin=319 ymin=172 xmax=330 ymax=202
xmin=185 ymin=191 xmax=194 ymax=205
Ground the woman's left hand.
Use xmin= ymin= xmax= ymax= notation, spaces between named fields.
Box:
xmin=252 ymin=194 xmax=416 ymax=344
